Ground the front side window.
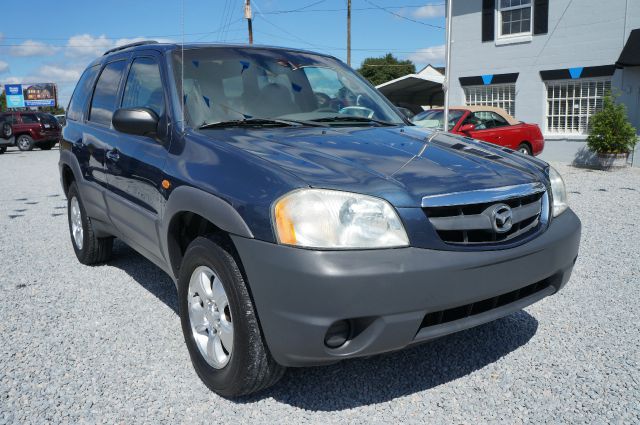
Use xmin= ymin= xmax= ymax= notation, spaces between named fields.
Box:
xmin=546 ymin=79 xmax=611 ymax=135
xmin=464 ymin=84 xmax=516 ymax=117
xmin=172 ymin=48 xmax=404 ymax=128
xmin=122 ymin=57 xmax=165 ymax=117
xmin=89 ymin=60 xmax=127 ymax=126
xmin=498 ymin=0 xmax=532 ymax=37
xmin=412 ymin=110 xmax=464 ymax=130
xmin=68 ymin=65 xmax=100 ymax=122
xmin=465 ymin=111 xmax=510 ymax=130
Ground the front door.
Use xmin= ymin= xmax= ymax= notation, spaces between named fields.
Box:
xmin=103 ymin=51 xmax=170 ymax=262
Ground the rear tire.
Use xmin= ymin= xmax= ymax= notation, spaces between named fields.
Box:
xmin=0 ymin=146 xmax=6 ymax=154
xmin=178 ymin=236 xmax=285 ymax=397
xmin=16 ymin=135 xmax=34 ymax=151
xmin=67 ymin=182 xmax=113 ymax=265
xmin=517 ymin=143 xmax=532 ymax=155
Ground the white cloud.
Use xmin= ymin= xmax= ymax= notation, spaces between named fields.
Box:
xmin=412 ymin=4 xmax=446 ymax=19
xmin=65 ymin=34 xmax=113 ymax=58
xmin=408 ymin=45 xmax=445 ymax=65
xmin=2 ymin=76 xmax=25 ymax=85
xmin=66 ymin=34 xmax=174 ymax=58
xmin=9 ymin=40 xmax=59 ymax=57
xmin=36 ymin=64 xmax=82 ymax=83
xmin=0 ymin=61 xmax=8 ymax=74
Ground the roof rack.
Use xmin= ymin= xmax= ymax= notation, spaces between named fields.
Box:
xmin=103 ymin=40 xmax=159 ymax=56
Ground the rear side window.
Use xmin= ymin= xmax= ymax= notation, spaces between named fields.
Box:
xmin=89 ymin=60 xmax=127 ymax=126
xmin=21 ymin=114 xmax=38 ymax=124
xmin=67 ymin=65 xmax=100 ymax=122
xmin=121 ymin=57 xmax=165 ymax=117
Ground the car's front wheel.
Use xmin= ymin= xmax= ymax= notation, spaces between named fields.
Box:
xmin=67 ymin=182 xmax=113 ymax=264
xmin=16 ymin=135 xmax=34 ymax=151
xmin=178 ymin=236 xmax=285 ymax=397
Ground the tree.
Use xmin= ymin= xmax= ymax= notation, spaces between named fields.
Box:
xmin=357 ymin=53 xmax=416 ymax=86
xmin=587 ymin=92 xmax=637 ymax=154
xmin=41 ymin=105 xmax=66 ymax=115
xmin=0 ymin=90 xmax=6 ymax=112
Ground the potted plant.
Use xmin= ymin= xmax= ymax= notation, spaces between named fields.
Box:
xmin=586 ymin=92 xmax=638 ymax=169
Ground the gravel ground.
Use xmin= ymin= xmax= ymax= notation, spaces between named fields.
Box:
xmin=0 ymin=147 xmax=639 ymax=424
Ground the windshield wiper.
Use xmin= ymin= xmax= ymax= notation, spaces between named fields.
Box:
xmin=310 ymin=116 xmax=397 ymax=126
xmin=198 ymin=118 xmax=325 ymax=129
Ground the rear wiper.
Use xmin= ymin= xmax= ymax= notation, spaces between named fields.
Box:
xmin=310 ymin=116 xmax=397 ymax=126
xmin=198 ymin=118 xmax=324 ymax=129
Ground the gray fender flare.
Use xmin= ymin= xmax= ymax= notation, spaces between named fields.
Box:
xmin=161 ymin=185 xmax=254 ymax=276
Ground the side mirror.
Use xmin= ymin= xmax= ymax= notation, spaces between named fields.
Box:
xmin=459 ymin=123 xmax=476 ymax=133
xmin=112 ymin=107 xmax=159 ymax=137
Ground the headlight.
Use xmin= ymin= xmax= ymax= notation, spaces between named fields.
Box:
xmin=273 ymin=189 xmax=409 ymax=249
xmin=549 ymin=166 xmax=568 ymax=217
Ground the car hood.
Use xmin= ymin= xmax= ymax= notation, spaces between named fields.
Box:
xmin=201 ymin=126 xmax=547 ymax=207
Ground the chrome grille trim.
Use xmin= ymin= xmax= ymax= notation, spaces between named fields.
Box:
xmin=422 ymin=182 xmax=549 ymax=245
xmin=421 ymin=182 xmax=546 ymax=208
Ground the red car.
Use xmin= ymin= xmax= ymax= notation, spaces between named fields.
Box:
xmin=412 ymin=106 xmax=544 ymax=156
xmin=0 ymin=111 xmax=62 ymax=152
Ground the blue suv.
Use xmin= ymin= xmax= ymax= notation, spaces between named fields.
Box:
xmin=59 ymin=41 xmax=581 ymax=397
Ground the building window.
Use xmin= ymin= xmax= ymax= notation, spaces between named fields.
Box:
xmin=498 ymin=0 xmax=532 ymax=38
xmin=464 ymin=84 xmax=516 ymax=117
xmin=545 ymin=79 xmax=611 ymax=135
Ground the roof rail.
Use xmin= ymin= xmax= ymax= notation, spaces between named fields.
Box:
xmin=103 ymin=40 xmax=159 ymax=56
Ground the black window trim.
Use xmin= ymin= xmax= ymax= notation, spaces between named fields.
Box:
xmin=120 ymin=52 xmax=168 ymax=119
xmin=87 ymin=55 xmax=131 ymax=128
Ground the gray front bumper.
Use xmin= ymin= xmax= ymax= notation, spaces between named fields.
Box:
xmin=232 ymin=209 xmax=581 ymax=367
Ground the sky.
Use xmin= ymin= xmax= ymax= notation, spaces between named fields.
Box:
xmin=0 ymin=0 xmax=446 ymax=107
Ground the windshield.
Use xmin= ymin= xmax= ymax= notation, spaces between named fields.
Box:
xmin=172 ymin=47 xmax=405 ymax=127
xmin=412 ymin=110 xmax=463 ymax=130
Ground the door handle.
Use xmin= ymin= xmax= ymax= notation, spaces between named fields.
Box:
xmin=106 ymin=149 xmax=120 ymax=162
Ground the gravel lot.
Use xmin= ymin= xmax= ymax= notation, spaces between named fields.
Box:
xmin=0 ymin=147 xmax=639 ymax=424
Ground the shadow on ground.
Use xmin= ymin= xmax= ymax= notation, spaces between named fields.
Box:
xmin=110 ymin=240 xmax=539 ymax=411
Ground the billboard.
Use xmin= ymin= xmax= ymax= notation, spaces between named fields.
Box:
xmin=4 ymin=84 xmax=25 ymax=108
xmin=3 ymin=83 xmax=57 ymax=108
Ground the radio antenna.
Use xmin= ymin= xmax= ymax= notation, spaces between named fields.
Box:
xmin=181 ymin=0 xmax=185 ymax=131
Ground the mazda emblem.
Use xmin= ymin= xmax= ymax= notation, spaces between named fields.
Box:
xmin=491 ymin=204 xmax=513 ymax=233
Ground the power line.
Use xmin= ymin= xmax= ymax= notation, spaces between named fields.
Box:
xmin=363 ymin=0 xmax=444 ymax=29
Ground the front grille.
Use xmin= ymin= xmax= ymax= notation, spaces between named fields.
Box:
xmin=422 ymin=183 xmax=547 ymax=245
xmin=419 ymin=278 xmax=553 ymax=330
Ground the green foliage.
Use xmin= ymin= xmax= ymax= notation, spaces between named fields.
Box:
xmin=587 ymin=92 xmax=637 ymax=154
xmin=0 ymin=91 xmax=6 ymax=112
xmin=357 ymin=53 xmax=416 ymax=86
xmin=41 ymin=105 xmax=66 ymax=115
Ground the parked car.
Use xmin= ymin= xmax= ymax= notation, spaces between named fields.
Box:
xmin=412 ymin=106 xmax=545 ymax=155
xmin=0 ymin=115 xmax=13 ymax=154
xmin=54 ymin=114 xmax=67 ymax=126
xmin=59 ymin=42 xmax=581 ymax=397
xmin=395 ymin=106 xmax=415 ymax=120
xmin=0 ymin=111 xmax=62 ymax=151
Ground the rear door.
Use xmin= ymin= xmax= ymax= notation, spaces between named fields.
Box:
xmin=103 ymin=50 xmax=170 ymax=261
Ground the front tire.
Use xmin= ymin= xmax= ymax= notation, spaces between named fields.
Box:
xmin=178 ymin=236 xmax=285 ymax=397
xmin=16 ymin=135 xmax=34 ymax=151
xmin=67 ymin=182 xmax=113 ymax=264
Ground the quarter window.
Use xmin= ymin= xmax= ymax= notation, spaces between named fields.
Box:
xmin=545 ymin=78 xmax=611 ymax=135
xmin=464 ymin=84 xmax=516 ymax=117
xmin=122 ymin=57 xmax=165 ymax=117
xmin=89 ymin=60 xmax=127 ymax=126
xmin=498 ymin=0 xmax=532 ymax=37
xmin=67 ymin=65 xmax=100 ymax=122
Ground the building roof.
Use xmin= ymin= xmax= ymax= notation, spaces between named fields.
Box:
xmin=375 ymin=66 xmax=444 ymax=106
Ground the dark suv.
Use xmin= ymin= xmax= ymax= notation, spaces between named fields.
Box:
xmin=59 ymin=41 xmax=581 ymax=397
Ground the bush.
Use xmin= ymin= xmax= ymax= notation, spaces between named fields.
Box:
xmin=587 ymin=93 xmax=637 ymax=154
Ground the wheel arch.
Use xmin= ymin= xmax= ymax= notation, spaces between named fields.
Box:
xmin=162 ymin=186 xmax=254 ymax=278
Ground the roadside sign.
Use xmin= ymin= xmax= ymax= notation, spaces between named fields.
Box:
xmin=4 ymin=84 xmax=25 ymax=108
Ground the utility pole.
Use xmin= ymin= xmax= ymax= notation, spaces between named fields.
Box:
xmin=443 ymin=0 xmax=453 ymax=131
xmin=347 ymin=0 xmax=351 ymax=66
xmin=245 ymin=0 xmax=254 ymax=44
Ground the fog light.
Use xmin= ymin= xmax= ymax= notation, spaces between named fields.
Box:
xmin=324 ymin=320 xmax=351 ymax=348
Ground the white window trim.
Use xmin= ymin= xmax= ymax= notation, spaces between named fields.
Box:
xmin=544 ymin=77 xmax=612 ymax=136
xmin=495 ymin=0 xmax=534 ymax=45
xmin=463 ymin=83 xmax=517 ymax=117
